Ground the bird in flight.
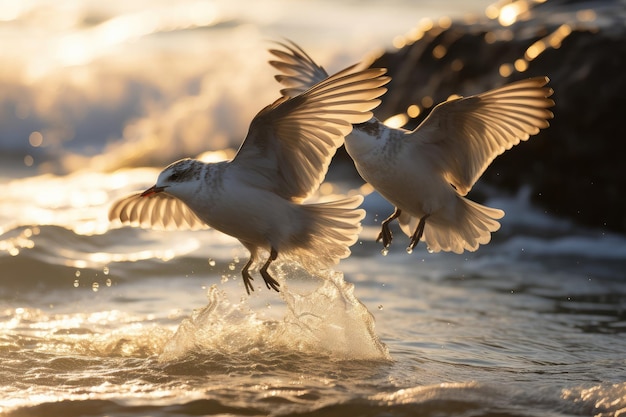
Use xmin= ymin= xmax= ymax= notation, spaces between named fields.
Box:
xmin=109 ymin=59 xmax=389 ymax=294
xmin=269 ymin=40 xmax=554 ymax=255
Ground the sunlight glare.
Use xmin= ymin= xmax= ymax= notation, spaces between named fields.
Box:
xmin=383 ymin=113 xmax=408 ymax=129
xmin=498 ymin=3 xmax=527 ymax=26
xmin=198 ymin=149 xmax=233 ymax=163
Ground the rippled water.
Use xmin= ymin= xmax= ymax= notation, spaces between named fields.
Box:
xmin=2 ymin=1 xmax=626 ymax=416
xmin=2 ymin=167 xmax=625 ymax=416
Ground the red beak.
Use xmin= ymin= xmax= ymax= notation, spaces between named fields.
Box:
xmin=140 ymin=185 xmax=167 ymax=197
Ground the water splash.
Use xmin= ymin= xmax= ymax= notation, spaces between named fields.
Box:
xmin=160 ymin=264 xmax=390 ymax=362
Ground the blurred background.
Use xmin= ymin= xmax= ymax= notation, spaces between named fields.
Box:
xmin=1 ymin=1 xmax=626 ymax=416
xmin=1 ymin=0 xmax=624 ymax=233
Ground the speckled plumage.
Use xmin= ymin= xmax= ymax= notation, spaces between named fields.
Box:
xmin=109 ymin=61 xmax=390 ymax=294
xmin=269 ymin=40 xmax=554 ymax=254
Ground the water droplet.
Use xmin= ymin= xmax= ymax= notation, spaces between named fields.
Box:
xmin=233 ymin=256 xmax=240 ymax=264
xmin=105 ymin=278 xmax=112 ymax=287
xmin=221 ymin=275 xmax=229 ymax=284
xmin=406 ymin=247 xmax=413 ymax=254
xmin=381 ymin=248 xmax=389 ymax=256
xmin=75 ymin=270 xmax=81 ymax=278
xmin=208 ymin=259 xmax=216 ymax=267
xmin=103 ymin=266 xmax=110 ymax=275
xmin=73 ymin=279 xmax=79 ymax=288
xmin=377 ymin=305 xmax=384 ymax=310
xmin=92 ymin=282 xmax=99 ymax=292
xmin=427 ymin=247 xmax=434 ymax=254
xmin=228 ymin=263 xmax=236 ymax=271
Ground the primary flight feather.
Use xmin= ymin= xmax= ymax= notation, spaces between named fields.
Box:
xmin=269 ymin=40 xmax=554 ymax=254
xmin=109 ymin=58 xmax=389 ymax=294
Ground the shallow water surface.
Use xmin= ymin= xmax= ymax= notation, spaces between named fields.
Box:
xmin=1 ymin=169 xmax=625 ymax=416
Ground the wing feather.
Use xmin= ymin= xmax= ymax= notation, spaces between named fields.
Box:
xmin=269 ymin=40 xmax=331 ymax=98
xmin=109 ymin=193 xmax=208 ymax=231
xmin=233 ymin=63 xmax=389 ymax=201
xmin=412 ymin=76 xmax=554 ymax=195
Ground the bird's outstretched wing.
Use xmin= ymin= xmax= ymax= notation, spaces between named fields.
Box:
xmin=411 ymin=77 xmax=554 ymax=195
xmin=108 ymin=193 xmax=208 ymax=231
xmin=268 ymin=40 xmax=330 ymax=98
xmin=234 ymin=63 xmax=389 ymax=201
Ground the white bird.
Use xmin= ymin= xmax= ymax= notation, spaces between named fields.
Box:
xmin=269 ymin=41 xmax=554 ymax=254
xmin=109 ymin=62 xmax=389 ymax=294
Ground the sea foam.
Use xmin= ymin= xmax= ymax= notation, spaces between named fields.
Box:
xmin=159 ymin=263 xmax=390 ymax=362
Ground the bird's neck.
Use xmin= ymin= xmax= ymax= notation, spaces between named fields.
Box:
xmin=345 ymin=118 xmax=388 ymax=159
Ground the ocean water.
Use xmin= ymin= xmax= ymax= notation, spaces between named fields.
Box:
xmin=1 ymin=1 xmax=626 ymax=416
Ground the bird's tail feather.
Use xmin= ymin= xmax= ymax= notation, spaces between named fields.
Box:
xmin=287 ymin=195 xmax=365 ymax=270
xmin=399 ymin=197 xmax=503 ymax=254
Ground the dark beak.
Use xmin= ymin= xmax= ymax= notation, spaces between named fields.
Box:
xmin=140 ymin=185 xmax=167 ymax=197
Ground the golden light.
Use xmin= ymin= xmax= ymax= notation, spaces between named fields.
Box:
xmin=418 ymin=17 xmax=434 ymax=32
xmin=523 ymin=24 xmax=572 ymax=62
xmin=392 ymin=35 xmax=407 ymax=49
xmin=499 ymin=63 xmax=514 ymax=77
xmin=407 ymin=104 xmax=421 ymax=118
xmin=198 ymin=149 xmax=233 ymax=163
xmin=383 ymin=113 xmax=409 ymax=129
xmin=485 ymin=5 xmax=500 ymax=20
xmin=358 ymin=182 xmax=375 ymax=196
xmin=421 ymin=96 xmax=434 ymax=108
xmin=525 ymin=40 xmax=546 ymax=60
xmin=319 ymin=183 xmax=334 ymax=196
xmin=406 ymin=28 xmax=425 ymax=43
xmin=514 ymin=58 xmax=528 ymax=72
xmin=432 ymin=45 xmax=447 ymax=59
xmin=499 ymin=3 xmax=524 ymax=26
xmin=438 ymin=16 xmax=452 ymax=30
xmin=548 ymin=24 xmax=572 ymax=49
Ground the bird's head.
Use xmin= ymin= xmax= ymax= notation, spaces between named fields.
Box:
xmin=141 ymin=158 xmax=204 ymax=199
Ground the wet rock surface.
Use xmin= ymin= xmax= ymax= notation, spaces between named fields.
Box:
xmin=367 ymin=0 xmax=626 ymax=233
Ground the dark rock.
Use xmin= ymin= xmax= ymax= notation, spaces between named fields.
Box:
xmin=367 ymin=0 xmax=626 ymax=233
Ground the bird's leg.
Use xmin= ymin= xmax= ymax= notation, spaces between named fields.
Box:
xmin=241 ymin=257 xmax=255 ymax=295
xmin=260 ymin=248 xmax=280 ymax=292
xmin=376 ymin=207 xmax=402 ymax=248
xmin=408 ymin=214 xmax=430 ymax=252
